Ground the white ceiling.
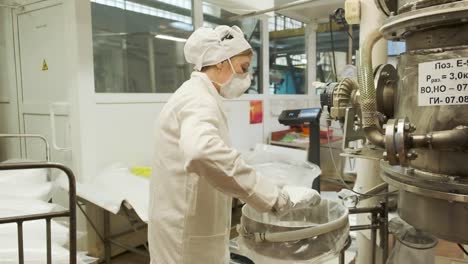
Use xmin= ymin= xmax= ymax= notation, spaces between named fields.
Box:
xmin=279 ymin=0 xmax=345 ymax=23
xmin=205 ymin=0 xmax=345 ymax=22
xmin=204 ymin=0 xmax=275 ymax=14
xmin=8 ymin=0 xmax=344 ymax=23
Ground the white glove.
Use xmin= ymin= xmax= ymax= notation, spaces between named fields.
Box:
xmin=273 ymin=185 xmax=321 ymax=215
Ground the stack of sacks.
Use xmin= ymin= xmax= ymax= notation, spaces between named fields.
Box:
xmin=0 ymin=161 xmax=95 ymax=264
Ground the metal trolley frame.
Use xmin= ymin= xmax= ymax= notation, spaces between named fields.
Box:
xmin=0 ymin=162 xmax=77 ymax=264
xmin=0 ymin=134 xmax=77 ymax=264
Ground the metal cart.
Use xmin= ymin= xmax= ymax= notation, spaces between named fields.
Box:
xmin=0 ymin=134 xmax=77 ymax=264
xmin=0 ymin=162 xmax=77 ymax=264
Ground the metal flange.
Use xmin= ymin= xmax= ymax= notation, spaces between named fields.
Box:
xmin=384 ymin=118 xmax=417 ymax=166
xmin=375 ymin=64 xmax=397 ymax=120
xmin=380 ymin=0 xmax=468 ymax=40
xmin=384 ymin=119 xmax=398 ymax=165
xmin=396 ymin=119 xmax=409 ymax=166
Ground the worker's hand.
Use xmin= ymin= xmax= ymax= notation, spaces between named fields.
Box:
xmin=272 ymin=186 xmax=321 ymax=215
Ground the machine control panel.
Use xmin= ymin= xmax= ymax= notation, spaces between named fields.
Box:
xmin=278 ymin=108 xmax=322 ymax=126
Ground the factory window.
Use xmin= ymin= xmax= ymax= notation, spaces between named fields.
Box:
xmin=91 ymin=0 xmax=193 ymax=93
xmin=269 ymin=15 xmax=306 ymax=94
xmin=268 ymin=15 xmax=303 ymax=32
xmin=315 ymin=23 xmax=359 ymax=82
xmin=387 ymin=41 xmax=405 ymax=68
xmin=202 ymin=2 xmax=263 ymax=94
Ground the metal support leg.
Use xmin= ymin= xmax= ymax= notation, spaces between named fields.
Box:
xmin=104 ymin=211 xmax=111 ymax=264
xmin=110 ymin=240 xmax=150 ymax=257
xmin=371 ymin=211 xmax=378 ymax=264
xmin=339 ymin=236 xmax=352 ymax=264
xmin=381 ymin=201 xmax=389 ymax=263
xmin=77 ymin=202 xmax=105 ymax=242
xmin=339 ymin=250 xmax=345 ymax=264
xmin=0 ymin=163 xmax=77 ymax=264
xmin=46 ymin=218 xmax=52 ymax=264
xmin=17 ymin=222 xmax=24 ymax=264
xmin=349 ymin=204 xmax=389 ymax=264
xmin=122 ymin=203 xmax=149 ymax=252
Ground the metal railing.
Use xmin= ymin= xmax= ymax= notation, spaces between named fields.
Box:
xmin=0 ymin=162 xmax=77 ymax=264
xmin=0 ymin=134 xmax=51 ymax=162
xmin=349 ymin=201 xmax=389 ymax=264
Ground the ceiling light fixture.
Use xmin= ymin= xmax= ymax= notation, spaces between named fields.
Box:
xmin=155 ymin=34 xmax=187 ymax=42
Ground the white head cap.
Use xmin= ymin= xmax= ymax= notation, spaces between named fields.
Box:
xmin=184 ymin=25 xmax=252 ymax=71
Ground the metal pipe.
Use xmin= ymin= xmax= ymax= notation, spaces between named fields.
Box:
xmin=348 ymin=25 xmax=353 ymax=65
xmin=147 ymin=36 xmax=156 ymax=93
xmin=54 ymin=164 xmax=77 ymax=264
xmin=364 ymin=127 xmax=386 ymax=148
xmin=329 ymin=16 xmax=338 ymax=82
xmin=0 ymin=211 xmax=70 ymax=224
xmin=110 ymin=224 xmax=148 ymax=240
xmin=349 ymin=206 xmax=383 ymax=214
xmin=109 ymin=240 xmax=150 ymax=257
xmin=18 ymin=222 xmax=24 ymax=264
xmin=366 ymin=182 xmax=389 ymax=195
xmin=77 ymin=203 xmax=104 ymax=243
xmin=371 ymin=212 xmax=378 ymax=264
xmin=104 ymin=211 xmax=111 ymax=264
xmin=77 ymin=202 xmax=105 ymax=243
xmin=358 ymin=182 xmax=392 ymax=203
xmin=0 ymin=162 xmax=77 ymax=264
xmin=350 ymin=224 xmax=380 ymax=231
xmin=358 ymin=30 xmax=386 ymax=147
xmin=381 ymin=201 xmax=389 ymax=263
xmin=339 ymin=236 xmax=352 ymax=264
xmin=47 ymin=218 xmax=52 ymax=264
xmin=411 ymin=126 xmax=468 ymax=150
xmin=0 ymin=134 xmax=51 ymax=161
xmin=229 ymin=0 xmax=320 ymax=20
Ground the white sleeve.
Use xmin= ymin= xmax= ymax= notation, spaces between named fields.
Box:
xmin=179 ymin=98 xmax=279 ymax=212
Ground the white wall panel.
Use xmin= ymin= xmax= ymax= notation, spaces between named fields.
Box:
xmin=0 ymin=8 xmax=21 ymax=160
xmin=94 ymin=102 xmax=164 ymax=169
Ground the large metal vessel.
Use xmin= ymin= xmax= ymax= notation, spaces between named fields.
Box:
xmin=321 ymin=0 xmax=468 ymax=244
xmin=378 ymin=0 xmax=468 ymax=243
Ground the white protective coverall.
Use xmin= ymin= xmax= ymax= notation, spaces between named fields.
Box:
xmin=148 ymin=71 xmax=280 ymax=264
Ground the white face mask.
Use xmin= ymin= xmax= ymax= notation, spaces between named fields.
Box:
xmin=214 ymin=59 xmax=251 ymax=99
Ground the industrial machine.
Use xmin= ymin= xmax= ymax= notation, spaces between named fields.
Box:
xmin=322 ymin=0 xmax=468 ymax=245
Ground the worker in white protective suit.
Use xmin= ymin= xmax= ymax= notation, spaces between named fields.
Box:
xmin=148 ymin=25 xmax=322 ymax=264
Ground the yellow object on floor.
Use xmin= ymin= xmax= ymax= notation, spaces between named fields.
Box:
xmin=131 ymin=167 xmax=152 ymax=178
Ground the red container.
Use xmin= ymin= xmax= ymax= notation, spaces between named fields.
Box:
xmin=320 ymin=129 xmax=333 ymax=138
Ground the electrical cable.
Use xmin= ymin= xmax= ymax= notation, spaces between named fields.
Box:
xmin=325 ymin=66 xmax=334 ymax=83
xmin=328 ymin=16 xmax=338 ymax=82
xmin=325 ymin=123 xmax=399 ymax=198
xmin=458 ymin=244 xmax=468 ymax=256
